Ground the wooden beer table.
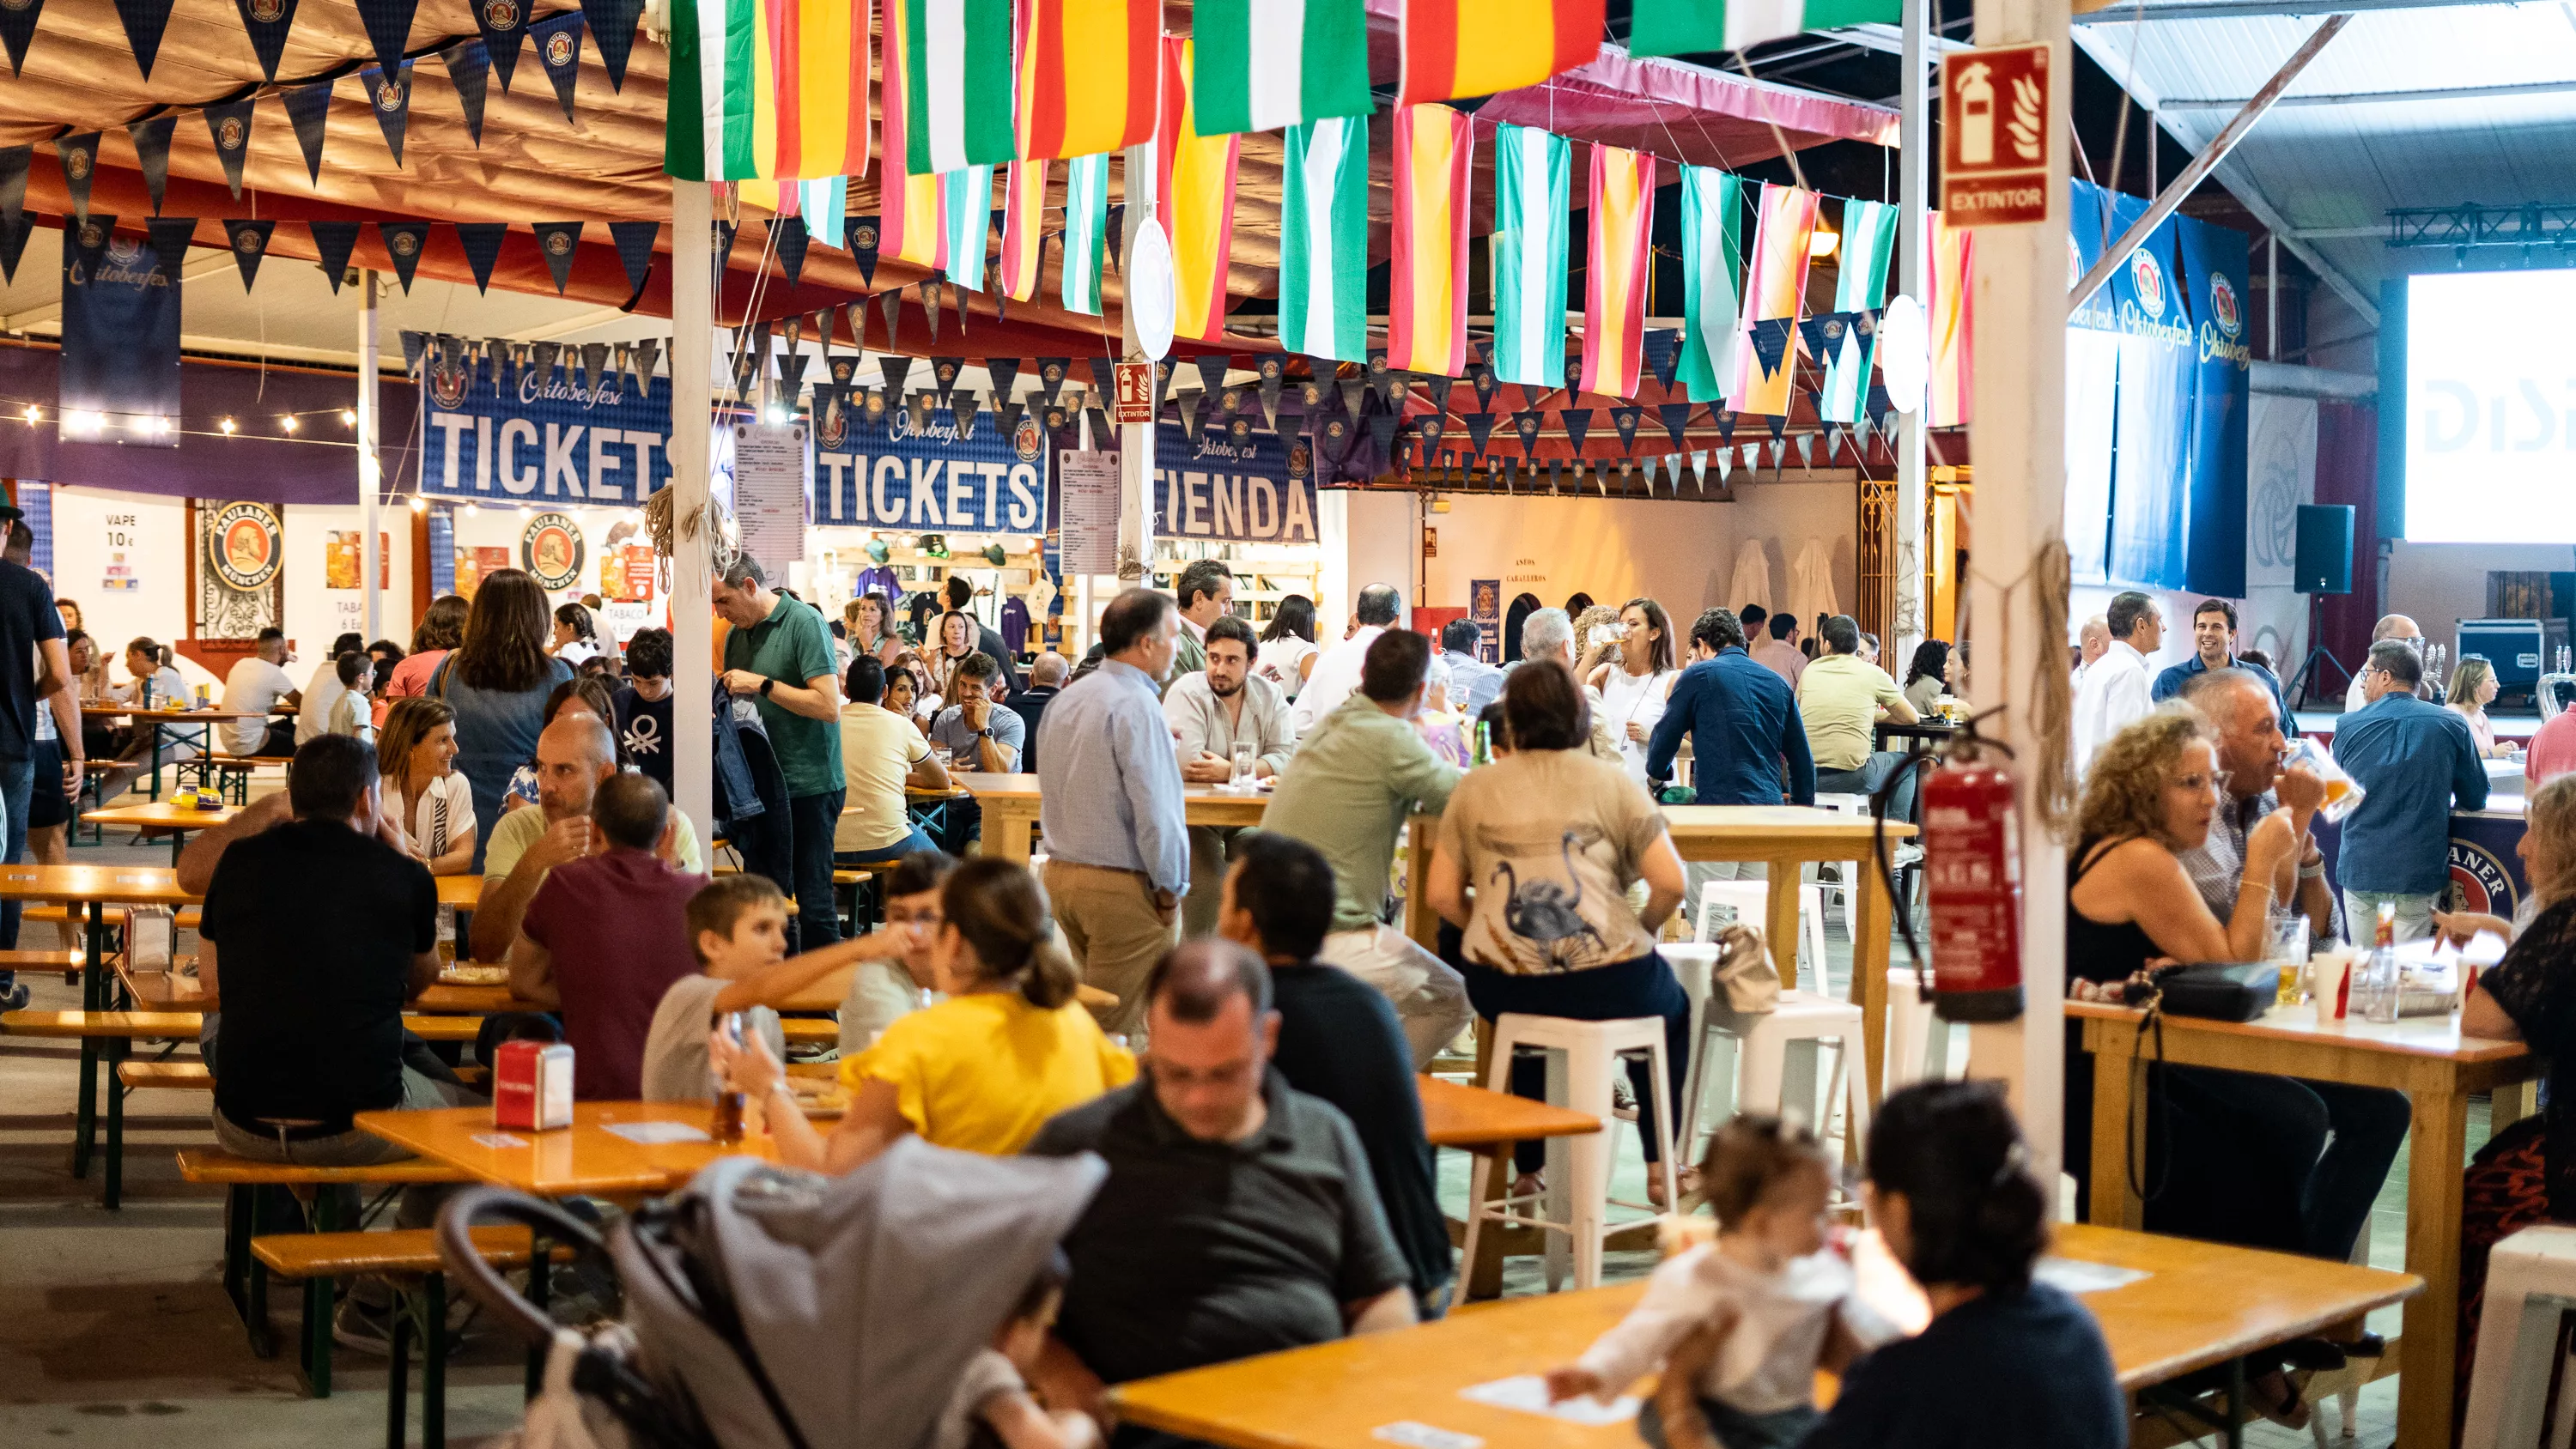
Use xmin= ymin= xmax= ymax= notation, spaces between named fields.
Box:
xmin=81 ymin=800 xmax=238 ymax=864
xmin=82 ymin=706 xmax=275 ymax=799
xmin=355 ymin=1100 xmax=776 ymax=1199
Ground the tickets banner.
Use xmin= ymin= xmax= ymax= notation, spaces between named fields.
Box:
xmin=1151 ymin=424 xmax=1320 ymax=543
xmin=422 ymin=361 xmax=672 ymax=506
xmin=810 ymin=396 xmax=1052 ymax=536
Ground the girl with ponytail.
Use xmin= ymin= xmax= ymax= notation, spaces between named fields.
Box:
xmin=720 ymin=857 xmax=1133 ymax=1173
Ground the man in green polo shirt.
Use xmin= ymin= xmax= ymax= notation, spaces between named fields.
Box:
xmin=714 ymin=558 xmax=844 ymax=949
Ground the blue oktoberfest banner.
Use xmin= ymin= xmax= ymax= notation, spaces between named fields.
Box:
xmin=1151 ymin=423 xmax=1320 ymax=544
xmin=810 ymin=389 xmax=1051 ymax=536
xmin=421 ymin=358 xmax=671 ymax=506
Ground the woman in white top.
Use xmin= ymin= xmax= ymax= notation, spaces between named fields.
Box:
xmin=105 ymin=638 xmax=186 ymax=710
xmin=549 ymin=603 xmax=603 ymax=668
xmin=379 ymin=696 xmax=477 ymax=875
xmin=1255 ymin=593 xmax=1321 ymax=700
xmin=2447 ymin=656 xmax=2508 ymax=758
xmin=1587 ymin=598 xmax=1680 ymax=790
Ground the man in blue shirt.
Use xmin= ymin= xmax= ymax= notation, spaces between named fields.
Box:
xmin=1645 ymin=609 xmax=1814 ymax=919
xmin=2152 ymin=597 xmax=2289 ymax=724
xmin=1436 ymin=619 xmax=1505 ymax=718
xmin=2332 ymin=639 xmax=2487 ymax=943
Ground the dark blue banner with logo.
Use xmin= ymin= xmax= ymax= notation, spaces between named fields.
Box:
xmin=1151 ymin=424 xmax=1321 ymax=544
xmin=809 ymin=392 xmax=1051 ymax=536
xmin=58 ymin=221 xmax=181 ymax=443
xmin=422 ymin=362 xmax=670 ymax=506
xmin=2175 ymin=215 xmax=2252 ymax=598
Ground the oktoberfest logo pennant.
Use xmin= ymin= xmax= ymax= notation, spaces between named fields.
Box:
xmin=1035 ymin=357 xmax=1068 ymax=406
xmin=530 ymin=220 xmax=583 ymax=294
xmin=376 ymin=220 xmax=429 ymax=291
xmin=203 ymin=100 xmax=255 ymax=197
xmin=359 ymin=59 xmax=414 ymax=165
xmin=234 ymin=0 xmax=301 ymax=82
xmin=221 ymin=218 xmax=272 ymax=291
xmin=1609 ymin=405 xmax=1641 ymax=453
xmin=531 ymin=11 xmax=584 ymax=122
xmin=845 ymin=215 xmax=879 ymax=284
xmin=127 ymin=114 xmax=176 ymax=215
xmin=283 ymin=79 xmax=334 ymax=183
xmin=475 ymin=0 xmax=527 ymax=92
xmin=56 ymin=131 xmax=99 ymax=219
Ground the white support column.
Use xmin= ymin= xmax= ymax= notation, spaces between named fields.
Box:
xmin=1894 ymin=0 xmax=1933 ymax=668
xmin=1117 ymin=144 xmax=1157 ymax=592
xmin=1960 ymin=0 xmax=2074 ymax=1178
xmin=670 ymin=182 xmax=716 ymax=842
xmin=357 ymin=270 xmax=383 ymax=642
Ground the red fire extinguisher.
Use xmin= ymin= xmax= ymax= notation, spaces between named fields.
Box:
xmin=1921 ymin=740 xmax=2024 ymax=1022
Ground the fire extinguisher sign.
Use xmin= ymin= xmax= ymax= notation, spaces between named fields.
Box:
xmin=1941 ymin=42 xmax=2053 ymax=228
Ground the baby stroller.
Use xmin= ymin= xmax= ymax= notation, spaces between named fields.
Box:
xmin=437 ymin=1139 xmax=1106 ymax=1449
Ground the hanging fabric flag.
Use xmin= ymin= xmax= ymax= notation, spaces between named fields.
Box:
xmin=1059 ymin=151 xmax=1108 ymax=316
xmin=1609 ymin=405 xmax=1641 ymax=452
xmin=608 ymin=220 xmax=659 ymax=303
xmin=1580 ymin=143 xmax=1656 ymax=399
xmin=1677 ymin=167 xmax=1744 ymax=402
xmin=376 ymin=221 xmax=429 ymax=291
xmin=56 ymin=133 xmax=99 ymax=220
xmin=1279 ymin=115 xmax=1369 ymax=364
xmin=232 ymin=0 xmax=301 ymax=82
xmin=1487 ymin=123 xmax=1567 ymax=389
xmin=1560 ymin=405 xmax=1593 ymax=458
xmin=532 ymin=12 xmax=584 ymax=122
xmin=1388 ymin=104 xmax=1472 ymax=378
xmin=1036 ymin=358 xmax=1069 ymax=405
xmin=221 ymin=219 xmax=272 ymax=290
xmin=203 ymin=100 xmax=255 ymax=197
xmin=578 ymin=0 xmax=645 ymax=89
xmin=531 ymin=221 xmax=584 ymax=294
xmin=1016 ymin=0 xmax=1157 ymax=160
xmin=876 ymin=0 xmax=945 ymax=267
xmin=309 ymin=219 xmax=360 ymax=291
xmin=1630 ymin=0 xmax=1901 ymax=58
xmin=283 ymin=78 xmax=333 ymax=184
xmin=1819 ymin=198 xmax=1897 ymax=423
xmin=113 ymin=0 xmax=179 ymax=79
xmin=921 ymin=277 xmax=944 ymax=343
xmin=939 ymin=164 xmax=993 ymax=292
xmin=444 ymin=41 xmax=490 ymax=145
xmin=143 ymin=216 xmax=193 ymax=280
xmin=360 ymin=60 xmax=414 ymax=164
xmin=1192 ymin=0 xmax=1373 ymax=136
xmin=1926 ymin=209 xmax=1973 ymax=428
xmin=1728 ymin=183 xmax=1820 ymax=415
xmin=1398 ymin=0 xmax=1601 ymax=107
xmin=126 ymin=115 xmax=175 ymax=215
xmin=0 ymin=0 xmax=42 ymax=77
xmin=1156 ymin=38 xmax=1241 ymax=343
xmin=997 ymin=160 xmax=1046 ymax=302
xmin=796 ymin=177 xmax=846 ymax=248
xmin=1643 ymin=328 xmax=1680 ymax=388
xmin=770 ymin=216 xmax=810 ymax=288
xmin=454 ymin=221 xmax=507 ymax=292
xmin=896 ymin=0 xmax=1016 ymax=175
xmin=1658 ymin=400 xmax=1692 ymax=449
xmin=353 ymin=0 xmax=418 ymax=81
xmin=475 ymin=0 xmax=528 ymax=90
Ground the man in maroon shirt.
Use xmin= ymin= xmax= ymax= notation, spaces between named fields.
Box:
xmin=506 ymin=772 xmax=708 ymax=1099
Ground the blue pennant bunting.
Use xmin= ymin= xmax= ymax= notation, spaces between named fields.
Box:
xmin=232 ymin=0 xmax=298 ymax=81
xmin=608 ymin=219 xmax=658 ymax=306
xmin=1643 ymin=328 xmax=1680 ymax=390
xmin=354 ymin=0 xmax=419 ymax=82
xmin=202 ymin=100 xmax=254 ymax=197
xmin=63 ymin=214 xmax=115 ymax=280
xmin=530 ymin=12 xmax=584 ymax=122
xmin=1748 ymin=318 xmax=1795 ymax=382
xmin=0 ymin=0 xmax=40 ymax=77
xmin=578 ymin=0 xmax=645 ymax=90
xmin=56 ymin=133 xmax=99 ymax=220
xmin=1514 ymin=411 xmax=1541 ymax=458
xmin=1462 ymin=411 xmax=1495 ymax=455
xmin=0 ymin=212 xmax=33 ymax=286
xmin=1716 ymin=411 xmax=1737 ymax=445
xmin=529 ymin=221 xmax=583 ymax=294
xmin=473 ymin=0 xmax=527 ymax=91
xmin=376 ymin=221 xmax=429 ymax=291
xmin=126 ymin=114 xmax=175 ymax=215
xmin=360 ymin=60 xmax=414 ymax=164
xmin=308 ymin=219 xmax=360 ymax=292
xmin=845 ymin=214 xmax=878 ymax=285
xmin=1609 ymin=405 xmax=1642 ymax=453
xmin=769 ymin=215 xmax=808 ymax=288
xmin=112 ymin=0 xmax=176 ymax=79
xmin=143 ymin=215 xmax=194 ymax=280
xmin=442 ymin=41 xmax=489 ymax=146
xmin=1559 ymin=406 xmax=1593 ymax=456
xmin=221 ymin=218 xmax=273 ymax=291
xmin=453 ymin=221 xmax=507 ymax=293
xmin=1658 ymin=401 xmax=1692 ymax=450
xmin=282 ymin=79 xmax=334 ymax=184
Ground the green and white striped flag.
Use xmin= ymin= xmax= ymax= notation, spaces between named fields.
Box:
xmin=902 ymin=0 xmax=1017 ymax=176
xmin=1279 ymin=116 xmax=1370 ymax=363
xmin=1820 ymin=198 xmax=1898 ymax=421
xmin=1676 ymin=167 xmax=1745 ymax=403
xmin=1191 ymin=0 xmax=1375 ymax=136
xmin=1060 ymin=152 xmax=1109 ymax=316
xmin=941 ymin=164 xmax=994 ymax=292
xmin=1631 ymin=0 xmax=1901 ymax=53
xmin=1489 ymin=124 xmax=1569 ymax=390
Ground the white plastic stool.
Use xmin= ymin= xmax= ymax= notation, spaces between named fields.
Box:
xmin=2464 ymin=1223 xmax=2576 ymax=1448
xmin=1685 ymin=997 xmax=1873 ymax=1167
xmin=1694 ymin=879 xmax=1829 ymax=996
xmin=1457 ymin=1014 xmax=1677 ymax=1293
xmin=1882 ymin=968 xmax=1954 ymax=1090
xmin=1812 ymin=793 xmax=1871 ymax=941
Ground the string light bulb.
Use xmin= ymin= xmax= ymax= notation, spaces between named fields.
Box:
xmin=20 ymin=404 xmax=37 ymax=423
xmin=410 ymin=497 xmax=427 ymax=513
xmin=279 ymin=415 xmax=299 ymax=433
xmin=340 ymin=409 xmax=357 ymax=427
xmin=219 ymin=416 xmax=237 ymax=434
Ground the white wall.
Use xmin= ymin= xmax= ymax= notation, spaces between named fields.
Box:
xmin=1331 ymin=489 xmax=1418 ymax=630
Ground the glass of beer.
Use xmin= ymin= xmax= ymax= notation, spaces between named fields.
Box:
xmin=2287 ymin=738 xmax=2366 ymax=822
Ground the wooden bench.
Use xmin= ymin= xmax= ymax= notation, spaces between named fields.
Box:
xmin=3 ymin=1008 xmax=204 ymax=1038
xmin=174 ymin=756 xmax=260 ymax=804
xmin=3 ymin=1008 xmax=210 ymax=1205
xmin=118 ymin=1058 xmax=211 ymax=1091
xmin=0 ymin=947 xmax=86 ymax=984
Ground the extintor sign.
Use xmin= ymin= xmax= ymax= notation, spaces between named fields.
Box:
xmin=1941 ymin=43 xmax=2054 ymax=228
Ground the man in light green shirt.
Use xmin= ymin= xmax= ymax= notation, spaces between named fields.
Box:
xmin=472 ymin=713 xmax=706 ymax=961
xmin=1258 ymin=628 xmax=1467 ymax=1067
xmin=1795 ymin=614 xmax=1919 ymax=815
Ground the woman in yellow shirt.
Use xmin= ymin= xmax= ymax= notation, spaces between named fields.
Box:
xmin=716 ymin=857 xmax=1133 ymax=1168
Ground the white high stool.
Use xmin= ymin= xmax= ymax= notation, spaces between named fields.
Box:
xmin=1882 ymin=967 xmax=1954 ymax=1089
xmin=1811 ymin=793 xmax=1872 ymax=940
xmin=2464 ymin=1224 xmax=2576 ymax=1448
xmin=1694 ymin=879 xmax=1830 ymax=996
xmin=1457 ymin=1014 xmax=1677 ymax=1293
xmin=1663 ymin=944 xmax=1873 ymax=1167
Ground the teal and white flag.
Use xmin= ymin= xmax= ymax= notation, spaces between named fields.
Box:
xmin=940 ymin=163 xmax=993 ymax=293
xmin=1488 ymin=123 xmax=1569 ymax=390
xmin=1060 ymin=152 xmax=1108 ymax=316
xmin=1631 ymin=0 xmax=1901 ymax=55
xmin=1676 ymin=166 xmax=1744 ymax=403
xmin=1279 ymin=115 xmax=1370 ymax=363
xmin=1819 ymin=198 xmax=1897 ymax=422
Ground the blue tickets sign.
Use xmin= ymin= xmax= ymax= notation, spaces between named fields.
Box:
xmin=809 ymin=393 xmax=1052 ymax=536
xmin=1151 ymin=424 xmax=1320 ymax=544
xmin=422 ymin=363 xmax=671 ymax=506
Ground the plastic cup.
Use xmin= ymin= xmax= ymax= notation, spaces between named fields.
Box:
xmin=2311 ymin=949 xmax=2354 ymax=1023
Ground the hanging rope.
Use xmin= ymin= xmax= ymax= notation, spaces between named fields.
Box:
xmin=2027 ymin=538 xmax=2076 ymax=835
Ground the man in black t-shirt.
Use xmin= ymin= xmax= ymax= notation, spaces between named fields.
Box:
xmin=0 ymin=509 xmax=80 ymax=1005
xmin=1216 ymin=832 xmax=1454 ymax=1315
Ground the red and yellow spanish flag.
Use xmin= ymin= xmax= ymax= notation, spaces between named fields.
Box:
xmin=1579 ymin=143 xmax=1657 ymax=398
xmin=1399 ymin=0 xmax=1604 ymax=107
xmin=997 ymin=159 xmax=1048 ymax=302
xmin=1389 ymin=103 xmax=1475 ymax=377
xmin=1017 ymin=0 xmax=1162 ymax=162
xmin=1156 ymin=37 xmax=1241 ymax=343
xmin=1927 ymin=209 xmax=1974 ymax=427
xmin=1727 ymin=183 xmax=1820 ymax=416
xmin=877 ymin=0 xmax=945 ymax=269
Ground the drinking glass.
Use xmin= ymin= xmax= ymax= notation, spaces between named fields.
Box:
xmin=1230 ymin=743 xmax=1256 ymax=789
xmin=2286 ymin=738 xmax=2366 ymax=822
xmin=2269 ymin=917 xmax=2311 ymax=1006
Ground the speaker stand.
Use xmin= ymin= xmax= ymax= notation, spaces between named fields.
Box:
xmin=2289 ymin=592 xmax=2353 ymax=712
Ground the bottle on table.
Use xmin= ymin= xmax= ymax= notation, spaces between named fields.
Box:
xmin=710 ymin=1011 xmax=748 ymax=1143
xmin=2360 ymin=902 xmax=2402 ymax=1024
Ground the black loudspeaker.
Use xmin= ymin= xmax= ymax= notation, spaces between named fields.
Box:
xmin=2294 ymin=504 xmax=2354 ymax=596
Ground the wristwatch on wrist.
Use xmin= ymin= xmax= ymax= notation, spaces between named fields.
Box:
xmin=759 ymin=676 xmax=776 ymax=698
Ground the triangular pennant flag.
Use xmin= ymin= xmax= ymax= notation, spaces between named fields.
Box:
xmin=1152 ymin=358 xmax=1180 ymax=414
xmin=202 ymin=101 xmax=254 ymax=197
xmin=919 ymin=279 xmax=941 ymax=346
xmin=0 ymin=0 xmax=41 ymax=77
xmin=1749 ymin=318 xmax=1795 ymax=382
xmin=986 ymin=356 xmax=1021 ymax=403
xmin=283 ymin=79 xmax=333 ymax=184
xmin=308 ymin=219 xmax=360 ymax=292
xmin=929 ymin=357 xmax=963 ymax=403
xmin=1194 ymin=355 xmax=1229 ymax=398
xmin=530 ymin=11 xmax=584 ymax=122
xmin=1256 ymin=355 xmax=1285 ymax=428
xmin=1796 ymin=314 xmax=1834 ymax=365
xmin=233 ymin=0 xmax=301 ymax=82
xmin=845 ymin=215 xmax=879 ymax=285
xmin=580 ymin=343 xmax=611 ymax=395
xmin=1795 ymin=433 xmax=1814 ymax=468
xmin=475 ymin=0 xmax=527 ymax=91
xmin=769 ymin=216 xmax=808 ymax=289
xmin=64 ymin=215 xmax=115 ymax=281
xmin=531 ymin=340 xmax=562 ymax=381
xmin=577 ymin=0 xmax=644 ymax=89
xmin=998 ymin=397 xmax=1025 ymax=440
xmin=221 ymin=218 xmax=272 ymax=290
xmin=630 ymin=337 xmax=660 ymax=391
xmin=1609 ymin=406 xmax=1642 ymax=453
xmin=359 ymin=60 xmax=414 ymax=165
xmin=1560 ymin=406 xmax=1594 ymax=457
xmin=1716 ymin=450 xmax=1733 ymax=483
xmin=1084 ymin=355 xmax=1118 ymax=402
xmin=879 ymin=290 xmax=902 ymax=350
xmin=354 ymin=0 xmax=419 ymax=82
xmin=1367 ymin=349 xmax=1395 ymax=405
xmin=1515 ymin=411 xmax=1542 ymax=458
xmin=56 ymin=133 xmax=99 ymax=220
xmin=951 ymin=278 xmax=969 ymax=336
xmin=1546 ymin=459 xmax=1563 ymax=493
xmin=1337 ymin=378 xmax=1365 ymax=420
xmin=1367 ymin=410 xmax=1398 ymax=458
xmin=879 ymin=354 xmax=915 ymax=401
xmin=1176 ymin=388 xmax=1205 ymax=442
xmin=0 ymin=146 xmax=27 ymax=227
xmin=111 ymin=0 xmax=177 ymax=79
xmin=1036 ymin=358 xmax=1069 ymax=406
xmin=1469 ymin=361 xmax=1499 ymax=412
xmin=907 ymin=391 xmax=933 ymax=433
xmin=454 ymin=221 xmax=507 ymax=293
xmin=126 ymin=114 xmax=175 ymax=215
xmin=530 ymin=221 xmax=582 ymax=294
xmin=441 ymin=40 xmax=489 ymax=145
xmin=399 ymin=330 xmax=426 ymax=377
xmin=1643 ymin=329 xmax=1681 ymax=391
xmin=716 ymin=219 xmax=738 ymax=271
xmin=376 ymin=221 xmax=429 ymax=291
xmin=950 ymin=391 xmax=979 ymax=440
xmin=1691 ymin=450 xmax=1709 ymax=488
xmin=1765 ymin=411 xmax=1786 ymax=440
xmin=843 ymin=300 xmax=870 ymax=353
xmin=608 ymin=219 xmax=657 ymax=306
xmin=1717 ymin=411 xmax=1738 ymax=446
xmin=1083 ymin=406 xmax=1112 ymax=445
xmin=143 ymin=215 xmax=193 ymax=279
xmin=1462 ymin=412 xmax=1495 ymax=455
